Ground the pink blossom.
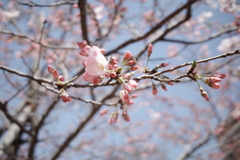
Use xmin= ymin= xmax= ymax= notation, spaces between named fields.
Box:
xmin=147 ymin=43 xmax=153 ymax=57
xmin=85 ymin=46 xmax=109 ymax=76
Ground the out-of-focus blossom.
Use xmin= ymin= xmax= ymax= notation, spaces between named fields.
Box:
xmin=217 ymin=36 xmax=240 ymax=53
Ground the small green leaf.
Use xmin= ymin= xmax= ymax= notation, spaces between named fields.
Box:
xmin=191 ymin=60 xmax=197 ymax=70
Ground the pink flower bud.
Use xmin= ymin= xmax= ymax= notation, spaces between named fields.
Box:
xmin=100 ymin=108 xmax=109 ymax=116
xmin=105 ymin=72 xmax=111 ymax=78
xmin=161 ymin=83 xmax=167 ymax=91
xmin=124 ymin=83 xmax=133 ymax=93
xmin=152 ymin=83 xmax=158 ymax=95
xmin=208 ymin=77 xmax=222 ymax=83
xmin=120 ymin=90 xmax=130 ymax=103
xmin=58 ymin=75 xmax=64 ymax=81
xmin=208 ymin=82 xmax=220 ymax=89
xmin=52 ymin=70 xmax=59 ymax=79
xmin=160 ymin=63 xmax=169 ymax=68
xmin=128 ymin=60 xmax=135 ymax=66
xmin=199 ymin=88 xmax=209 ymax=101
xmin=131 ymin=66 xmax=138 ymax=71
xmin=108 ymin=64 xmax=113 ymax=70
xmin=110 ymin=72 xmax=117 ymax=78
xmin=124 ymin=51 xmax=132 ymax=60
xmin=77 ymin=41 xmax=87 ymax=49
xmin=47 ymin=65 xmax=53 ymax=73
xmin=128 ymin=79 xmax=138 ymax=89
xmin=147 ymin=43 xmax=153 ymax=57
xmin=123 ymin=73 xmax=131 ymax=79
xmin=212 ymin=73 xmax=226 ymax=79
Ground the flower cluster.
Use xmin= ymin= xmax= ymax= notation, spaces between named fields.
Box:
xmin=194 ymin=73 xmax=226 ymax=101
xmin=77 ymin=41 xmax=141 ymax=124
xmin=78 ymin=41 xmax=140 ymax=106
xmin=78 ymin=41 xmax=108 ymax=84
xmin=47 ymin=65 xmax=71 ymax=103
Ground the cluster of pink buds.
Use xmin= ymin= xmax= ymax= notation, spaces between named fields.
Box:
xmin=120 ymin=79 xmax=138 ymax=105
xmin=122 ymin=51 xmax=138 ymax=71
xmin=59 ymin=89 xmax=72 ymax=103
xmin=195 ymin=73 xmax=226 ymax=89
xmin=194 ymin=73 xmax=226 ymax=101
xmin=47 ymin=65 xmax=71 ymax=103
xmin=47 ymin=65 xmax=65 ymax=82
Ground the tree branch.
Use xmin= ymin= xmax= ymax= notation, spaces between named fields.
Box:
xmin=78 ymin=0 xmax=90 ymax=44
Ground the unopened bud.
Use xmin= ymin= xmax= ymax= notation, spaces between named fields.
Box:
xmin=147 ymin=43 xmax=153 ymax=57
xmin=152 ymin=82 xmax=158 ymax=95
xmin=47 ymin=65 xmax=53 ymax=73
xmin=52 ymin=70 xmax=59 ymax=79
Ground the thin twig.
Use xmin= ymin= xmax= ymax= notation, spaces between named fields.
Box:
xmin=13 ymin=0 xmax=76 ymax=7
